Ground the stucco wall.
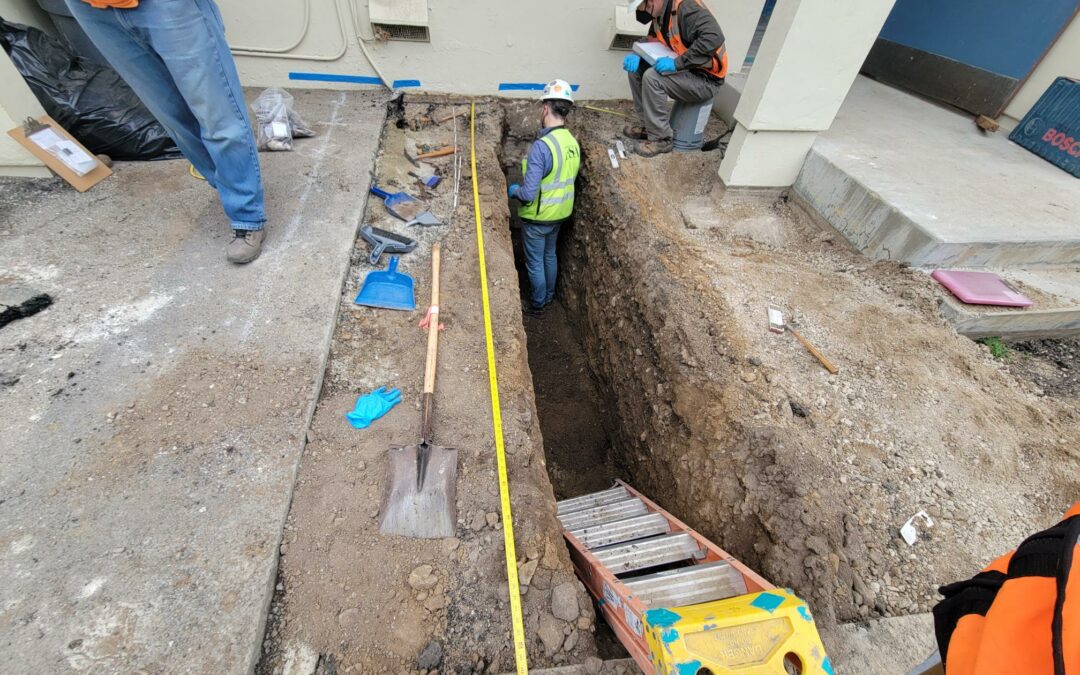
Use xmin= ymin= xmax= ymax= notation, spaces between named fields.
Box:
xmin=1002 ymin=13 xmax=1080 ymax=130
xmin=225 ymin=0 xmax=764 ymax=99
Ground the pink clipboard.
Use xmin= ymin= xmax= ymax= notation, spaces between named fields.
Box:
xmin=931 ymin=270 xmax=1033 ymax=307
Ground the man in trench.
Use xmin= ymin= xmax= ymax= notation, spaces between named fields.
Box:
xmin=623 ymin=0 xmax=728 ymax=157
xmin=508 ymin=79 xmax=581 ymax=316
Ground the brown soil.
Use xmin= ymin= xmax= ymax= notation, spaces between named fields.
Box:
xmin=257 ymin=96 xmax=1080 ymax=675
xmin=544 ymin=99 xmax=1080 ymax=649
xmin=257 ymin=101 xmax=598 ymax=674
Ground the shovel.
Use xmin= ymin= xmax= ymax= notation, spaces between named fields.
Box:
xmin=380 ymin=243 xmax=458 ymax=538
xmin=370 ymin=185 xmax=443 ymax=227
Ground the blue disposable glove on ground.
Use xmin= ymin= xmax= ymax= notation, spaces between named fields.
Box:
xmin=654 ymin=57 xmax=677 ymax=74
xmin=346 ymin=386 xmax=402 ymax=429
xmin=622 ymin=54 xmax=641 ymax=73
xmin=508 ymin=183 xmax=521 ymax=200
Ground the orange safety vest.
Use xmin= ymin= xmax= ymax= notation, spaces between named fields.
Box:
xmin=933 ymin=501 xmax=1080 ymax=674
xmin=655 ymin=0 xmax=728 ymax=81
xmin=81 ymin=0 xmax=139 ymax=8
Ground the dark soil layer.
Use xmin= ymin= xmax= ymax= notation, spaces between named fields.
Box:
xmin=1006 ymin=338 xmax=1080 ymax=400
xmin=522 ymin=301 xmax=617 ymax=500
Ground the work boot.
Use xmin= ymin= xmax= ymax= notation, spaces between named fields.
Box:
xmin=226 ymin=228 xmax=266 ymax=264
xmin=634 ymin=138 xmax=673 ymax=157
xmin=623 ymin=125 xmax=648 ymax=140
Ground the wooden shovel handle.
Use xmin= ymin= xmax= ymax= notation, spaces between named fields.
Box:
xmin=790 ymin=328 xmax=838 ymax=374
xmin=423 ymin=243 xmax=441 ymax=394
xmin=417 ymin=147 xmax=455 ymax=160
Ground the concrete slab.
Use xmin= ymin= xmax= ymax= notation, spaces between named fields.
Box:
xmin=794 ymin=77 xmax=1080 ymax=268
xmin=933 ymin=267 xmax=1080 ymax=339
xmin=0 ymin=89 xmax=385 ymax=673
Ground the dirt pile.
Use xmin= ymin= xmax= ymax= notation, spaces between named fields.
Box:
xmin=258 ymin=101 xmax=598 ymax=673
xmin=544 ymin=102 xmax=1080 ymax=635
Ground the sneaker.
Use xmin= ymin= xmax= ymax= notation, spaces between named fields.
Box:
xmin=623 ymin=125 xmax=648 ymax=140
xmin=226 ymin=228 xmax=266 ymax=264
xmin=634 ymin=138 xmax=674 ymax=157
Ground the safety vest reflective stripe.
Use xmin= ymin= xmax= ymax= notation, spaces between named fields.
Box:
xmin=519 ymin=127 xmax=580 ymax=222
xmin=540 ymin=192 xmax=575 ymax=207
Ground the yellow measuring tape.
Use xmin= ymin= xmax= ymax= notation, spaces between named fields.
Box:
xmin=470 ymin=102 xmax=529 ymax=673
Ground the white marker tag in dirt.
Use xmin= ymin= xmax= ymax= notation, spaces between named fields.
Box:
xmin=900 ymin=510 xmax=934 ymax=546
xmin=616 ymin=140 xmax=628 ymax=159
xmin=607 ymin=148 xmax=620 ymax=169
xmin=624 ymin=606 xmax=644 ymax=636
xmin=602 ymin=582 xmax=621 ymax=609
xmin=695 ymin=104 xmax=711 ymax=135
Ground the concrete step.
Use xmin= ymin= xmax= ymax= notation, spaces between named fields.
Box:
xmin=793 ymin=78 xmax=1080 ymax=269
xmin=569 ymin=513 xmax=671 ymax=550
xmin=623 ymin=560 xmax=748 ymax=609
xmin=932 ymin=268 xmax=1080 ymax=339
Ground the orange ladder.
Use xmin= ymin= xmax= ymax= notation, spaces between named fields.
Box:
xmin=557 ymin=481 xmax=832 ymax=675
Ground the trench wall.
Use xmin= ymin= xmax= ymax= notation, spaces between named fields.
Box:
xmin=557 ymin=146 xmax=855 ymax=627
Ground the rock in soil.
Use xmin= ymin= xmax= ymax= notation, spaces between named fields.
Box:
xmin=551 ymin=582 xmax=580 ymax=622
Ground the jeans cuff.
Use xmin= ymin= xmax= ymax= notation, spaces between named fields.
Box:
xmin=232 ymin=221 xmax=265 ymax=231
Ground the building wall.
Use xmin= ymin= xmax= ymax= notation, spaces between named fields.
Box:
xmin=1002 ymin=13 xmax=1080 ymax=130
xmin=1 ymin=0 xmax=50 ymax=177
xmin=225 ymin=0 xmax=763 ymax=99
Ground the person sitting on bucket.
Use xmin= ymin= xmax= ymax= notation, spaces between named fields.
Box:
xmin=623 ymin=0 xmax=728 ymax=157
xmin=507 ymin=79 xmax=581 ymax=316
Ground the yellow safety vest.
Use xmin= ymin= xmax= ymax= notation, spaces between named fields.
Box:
xmin=519 ymin=127 xmax=580 ymax=222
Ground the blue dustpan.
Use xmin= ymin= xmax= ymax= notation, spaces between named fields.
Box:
xmin=354 ymin=257 xmax=416 ymax=311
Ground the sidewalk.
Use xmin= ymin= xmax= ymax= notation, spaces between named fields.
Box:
xmin=0 ymin=89 xmax=385 ymax=673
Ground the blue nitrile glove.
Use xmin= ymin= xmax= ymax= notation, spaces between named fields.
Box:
xmin=622 ymin=54 xmax=641 ymax=73
xmin=508 ymin=183 xmax=521 ymax=200
xmin=346 ymin=386 xmax=402 ymax=429
xmin=654 ymin=57 xmax=677 ymax=74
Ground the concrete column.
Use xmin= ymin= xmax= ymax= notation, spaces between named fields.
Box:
xmin=718 ymin=0 xmax=896 ymax=188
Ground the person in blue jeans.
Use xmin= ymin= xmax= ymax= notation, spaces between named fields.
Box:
xmin=508 ymin=79 xmax=581 ymax=316
xmin=64 ymin=0 xmax=267 ymax=264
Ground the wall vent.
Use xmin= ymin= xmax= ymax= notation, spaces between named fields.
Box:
xmin=369 ymin=0 xmax=430 ymax=42
xmin=609 ymin=5 xmax=648 ymax=51
xmin=373 ymin=23 xmax=430 ymax=43
xmin=610 ymin=33 xmax=638 ymax=51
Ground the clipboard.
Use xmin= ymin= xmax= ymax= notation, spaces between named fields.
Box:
xmin=7 ymin=115 xmax=112 ymax=192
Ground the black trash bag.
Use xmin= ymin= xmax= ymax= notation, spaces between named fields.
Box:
xmin=0 ymin=18 xmax=181 ymax=161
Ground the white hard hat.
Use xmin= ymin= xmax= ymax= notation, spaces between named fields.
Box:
xmin=541 ymin=79 xmax=574 ymax=104
xmin=627 ymin=0 xmax=644 ymax=10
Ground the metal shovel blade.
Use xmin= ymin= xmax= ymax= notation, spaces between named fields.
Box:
xmin=379 ymin=443 xmax=458 ymax=538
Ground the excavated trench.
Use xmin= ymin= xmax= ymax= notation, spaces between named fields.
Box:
xmin=499 ymin=99 xmax=853 ymax=637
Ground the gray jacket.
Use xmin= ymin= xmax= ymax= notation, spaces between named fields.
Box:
xmin=637 ymin=0 xmax=726 ymax=77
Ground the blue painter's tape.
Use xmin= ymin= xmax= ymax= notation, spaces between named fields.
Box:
xmin=823 ymin=656 xmax=835 ymax=675
xmin=797 ymin=605 xmax=813 ymax=622
xmin=392 ymin=79 xmax=422 ymax=88
xmin=661 ymin=628 xmax=680 ymax=644
xmin=289 ymin=72 xmax=384 ymax=85
xmin=498 ymin=82 xmax=581 ymax=92
xmin=643 ymin=608 xmax=682 ymax=629
xmin=749 ymin=592 xmax=785 ymax=614
xmin=675 ymin=660 xmax=702 ymax=675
